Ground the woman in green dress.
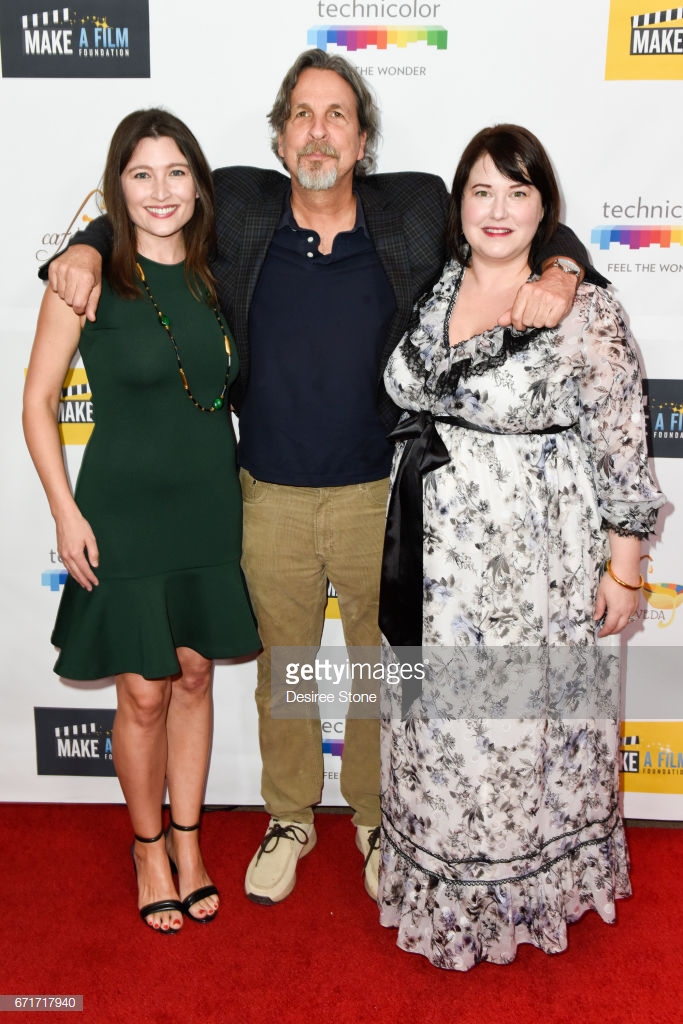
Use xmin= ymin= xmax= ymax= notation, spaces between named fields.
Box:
xmin=23 ymin=109 xmax=259 ymax=933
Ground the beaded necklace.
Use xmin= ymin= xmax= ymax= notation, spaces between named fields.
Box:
xmin=136 ymin=261 xmax=231 ymax=412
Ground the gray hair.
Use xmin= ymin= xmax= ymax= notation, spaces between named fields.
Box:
xmin=268 ymin=48 xmax=381 ymax=176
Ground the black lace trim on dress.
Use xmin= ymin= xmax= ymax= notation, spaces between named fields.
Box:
xmin=400 ymin=271 xmax=546 ymax=402
xmin=382 ymin=803 xmax=621 ymax=886
xmin=606 ymin=520 xmax=651 ymax=540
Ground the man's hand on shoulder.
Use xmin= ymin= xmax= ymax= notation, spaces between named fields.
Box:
xmin=48 ymin=244 xmax=103 ymax=322
xmin=498 ymin=261 xmax=581 ymax=331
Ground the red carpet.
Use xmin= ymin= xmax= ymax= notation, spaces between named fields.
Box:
xmin=1 ymin=805 xmax=681 ymax=1023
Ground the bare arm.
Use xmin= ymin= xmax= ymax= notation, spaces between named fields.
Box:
xmin=23 ymin=289 xmax=99 ymax=589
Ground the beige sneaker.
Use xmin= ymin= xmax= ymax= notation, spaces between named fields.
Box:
xmin=355 ymin=825 xmax=381 ymax=901
xmin=245 ymin=818 xmax=316 ymax=904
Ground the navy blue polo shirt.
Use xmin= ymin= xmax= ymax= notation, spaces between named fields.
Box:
xmin=238 ymin=196 xmax=396 ymax=486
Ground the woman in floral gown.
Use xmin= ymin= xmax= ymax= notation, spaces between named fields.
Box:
xmin=377 ymin=125 xmax=664 ymax=970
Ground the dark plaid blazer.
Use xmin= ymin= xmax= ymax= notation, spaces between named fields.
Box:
xmin=211 ymin=166 xmax=450 ymax=429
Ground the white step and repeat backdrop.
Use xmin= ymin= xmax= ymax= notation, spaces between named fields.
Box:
xmin=1 ymin=0 xmax=681 ymax=816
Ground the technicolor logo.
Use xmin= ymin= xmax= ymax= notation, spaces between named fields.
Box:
xmin=0 ymin=1 xmax=150 ymax=78
xmin=591 ymin=197 xmax=683 ymax=263
xmin=34 ymin=707 xmax=116 ymax=776
xmin=41 ymin=568 xmax=68 ymax=593
xmin=620 ymin=723 xmax=683 ymax=794
xmin=591 ymin=225 xmax=683 ymax=250
xmin=322 ymin=720 xmax=344 ymax=761
xmin=605 ymin=2 xmax=683 ymax=79
xmin=309 ymin=25 xmax=448 ymax=51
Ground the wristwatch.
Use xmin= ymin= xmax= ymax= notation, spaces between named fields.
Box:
xmin=550 ymin=257 xmax=581 ymax=278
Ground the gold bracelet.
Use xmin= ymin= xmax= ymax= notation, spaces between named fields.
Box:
xmin=605 ymin=558 xmax=643 ymax=591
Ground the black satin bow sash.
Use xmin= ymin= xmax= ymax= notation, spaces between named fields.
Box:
xmin=379 ymin=409 xmax=573 ymax=652
xmin=379 ymin=410 xmax=452 ymax=650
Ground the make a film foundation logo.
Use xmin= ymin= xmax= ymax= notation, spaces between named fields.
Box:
xmin=620 ymin=723 xmax=683 ymax=794
xmin=605 ymin=2 xmax=683 ymax=79
xmin=0 ymin=1 xmax=150 ymax=78
xmin=34 ymin=707 xmax=116 ymax=776
xmin=326 ymin=580 xmax=340 ymax=619
xmin=643 ymin=379 xmax=683 ymax=461
xmin=57 ymin=367 xmax=95 ymax=444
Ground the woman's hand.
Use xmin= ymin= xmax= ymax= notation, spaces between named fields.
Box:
xmin=594 ymin=573 xmax=639 ymax=637
xmin=595 ymin=533 xmax=643 ymax=636
xmin=56 ymin=508 xmax=100 ymax=591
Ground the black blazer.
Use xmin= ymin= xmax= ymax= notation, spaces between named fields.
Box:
xmin=211 ymin=166 xmax=450 ymax=428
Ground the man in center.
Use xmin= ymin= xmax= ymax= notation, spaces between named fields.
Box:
xmin=230 ymin=49 xmax=597 ymax=906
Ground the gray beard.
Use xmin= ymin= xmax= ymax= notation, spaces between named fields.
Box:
xmin=296 ymin=162 xmax=338 ymax=191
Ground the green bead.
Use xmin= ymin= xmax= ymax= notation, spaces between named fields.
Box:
xmin=160 ymin=315 xmax=170 ymax=327
xmin=213 ymin=397 xmax=224 ymax=410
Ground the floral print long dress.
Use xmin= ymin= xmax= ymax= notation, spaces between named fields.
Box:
xmin=378 ymin=261 xmax=664 ymax=971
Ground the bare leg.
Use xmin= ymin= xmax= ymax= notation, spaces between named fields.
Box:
xmin=113 ymin=673 xmax=181 ymax=932
xmin=165 ymin=647 xmax=219 ymax=921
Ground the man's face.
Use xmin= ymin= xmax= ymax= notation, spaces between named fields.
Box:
xmin=277 ymin=68 xmax=367 ymax=192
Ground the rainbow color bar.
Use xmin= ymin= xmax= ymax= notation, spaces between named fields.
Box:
xmin=591 ymin=225 xmax=683 ymax=250
xmin=644 ymin=581 xmax=683 ymax=597
xmin=308 ymin=25 xmax=448 ymax=50
xmin=322 ymin=738 xmax=345 ymax=757
xmin=41 ymin=569 xmax=68 ymax=592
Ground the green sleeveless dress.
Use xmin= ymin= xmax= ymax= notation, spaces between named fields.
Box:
xmin=51 ymin=255 xmax=259 ymax=680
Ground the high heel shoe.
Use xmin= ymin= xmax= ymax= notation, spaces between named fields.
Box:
xmin=168 ymin=818 xmax=219 ymax=924
xmin=132 ymin=830 xmax=184 ymax=934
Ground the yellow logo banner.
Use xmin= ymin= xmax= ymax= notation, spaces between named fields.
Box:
xmin=621 ymin=721 xmax=683 ymax=793
xmin=606 ymin=2 xmax=683 ymax=79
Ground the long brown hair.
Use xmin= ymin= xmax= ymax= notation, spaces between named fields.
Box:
xmin=446 ymin=124 xmax=560 ymax=270
xmin=102 ymin=108 xmax=216 ymax=301
xmin=267 ymin=48 xmax=381 ymax=176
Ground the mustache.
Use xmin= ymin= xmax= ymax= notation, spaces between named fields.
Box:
xmin=297 ymin=142 xmax=340 ymax=159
